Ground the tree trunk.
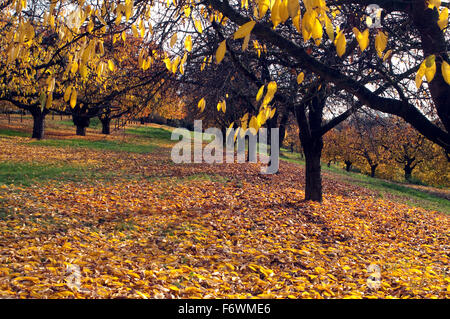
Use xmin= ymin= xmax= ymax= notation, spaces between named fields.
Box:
xmin=100 ymin=117 xmax=111 ymax=135
xmin=404 ymin=165 xmax=413 ymax=181
xmin=303 ymin=138 xmax=323 ymax=202
xmin=278 ymin=111 xmax=289 ymax=147
xmin=72 ymin=114 xmax=90 ymax=136
xmin=370 ymin=164 xmax=378 ymax=178
xmin=31 ymin=111 xmax=46 ymax=140
xmin=344 ymin=160 xmax=352 ymax=172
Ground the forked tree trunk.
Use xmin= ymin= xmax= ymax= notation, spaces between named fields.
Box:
xmin=303 ymin=138 xmax=323 ymax=202
xmin=72 ymin=115 xmax=90 ymax=136
xmin=31 ymin=111 xmax=46 ymax=140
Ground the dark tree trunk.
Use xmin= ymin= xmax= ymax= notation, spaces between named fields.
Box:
xmin=72 ymin=114 xmax=90 ymax=136
xmin=31 ymin=111 xmax=46 ymax=140
xmin=404 ymin=164 xmax=413 ymax=181
xmin=76 ymin=125 xmax=86 ymax=136
xmin=303 ymin=137 xmax=324 ymax=202
xmin=100 ymin=116 xmax=111 ymax=135
xmin=370 ymin=164 xmax=378 ymax=178
xmin=294 ymin=83 xmax=327 ymax=202
xmin=344 ymin=160 xmax=352 ymax=172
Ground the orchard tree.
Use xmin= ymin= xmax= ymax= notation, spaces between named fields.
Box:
xmin=385 ymin=119 xmax=430 ymax=181
xmin=323 ymin=122 xmax=358 ymax=171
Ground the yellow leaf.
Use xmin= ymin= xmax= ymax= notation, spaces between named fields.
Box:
xmin=325 ymin=16 xmax=334 ymax=42
xmin=335 ymin=30 xmax=346 ymax=57
xmin=70 ymin=88 xmax=77 ymax=108
xmin=185 ymin=35 xmax=192 ymax=52
xmin=225 ymin=263 xmax=235 ymax=271
xmin=171 ymin=56 xmax=180 ymax=74
xmin=184 ymin=5 xmax=191 ymax=18
xmin=297 ymin=72 xmax=304 ymax=84
xmin=383 ymin=49 xmax=392 ymax=62
xmin=194 ymin=20 xmax=203 ymax=33
xmin=415 ymin=62 xmax=426 ymax=88
xmin=315 ymin=266 xmax=326 ymax=274
xmin=279 ymin=0 xmax=289 ymax=23
xmin=442 ymin=61 xmax=450 ymax=85
xmin=258 ymin=0 xmax=270 ymax=18
xmin=287 ymin=0 xmax=300 ymax=18
xmin=311 ymin=18 xmax=323 ymax=46
xmin=293 ymin=14 xmax=301 ymax=33
xmin=131 ymin=24 xmax=139 ymax=37
xmin=271 ymin=0 xmax=282 ymax=28
xmin=375 ymin=30 xmax=388 ymax=58
xmin=70 ymin=61 xmax=78 ymax=74
xmin=233 ymin=20 xmax=256 ymax=39
xmin=198 ymin=97 xmax=206 ymax=112
xmin=136 ymin=291 xmax=149 ymax=299
xmin=266 ymin=81 xmax=277 ymax=97
xmin=249 ymin=115 xmax=259 ymax=131
xmin=170 ymin=33 xmax=177 ymax=48
xmin=425 ymin=60 xmax=436 ymax=83
xmin=125 ymin=1 xmax=133 ymax=21
xmin=79 ymin=63 xmax=88 ymax=78
xmin=438 ymin=8 xmax=448 ymax=30
xmin=64 ymin=85 xmax=72 ymax=102
xmin=216 ymin=40 xmax=226 ymax=64
xmin=256 ymin=84 xmax=265 ymax=101
xmin=353 ymin=27 xmax=369 ymax=52
xmin=164 ymin=58 xmax=172 ymax=72
xmin=108 ymin=59 xmax=115 ymax=71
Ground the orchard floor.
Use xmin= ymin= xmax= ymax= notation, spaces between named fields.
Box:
xmin=0 ymin=117 xmax=448 ymax=299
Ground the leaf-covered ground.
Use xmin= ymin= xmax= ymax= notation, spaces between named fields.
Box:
xmin=0 ymin=122 xmax=448 ymax=299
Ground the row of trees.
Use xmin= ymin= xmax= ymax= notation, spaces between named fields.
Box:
xmin=0 ymin=0 xmax=180 ymax=139
xmin=1 ymin=0 xmax=449 ymax=202
xmin=322 ymin=116 xmax=449 ymax=186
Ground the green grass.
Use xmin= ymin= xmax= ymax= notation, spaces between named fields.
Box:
xmin=280 ymin=150 xmax=450 ymax=214
xmin=0 ymin=128 xmax=30 ymax=138
xmin=28 ymin=138 xmax=157 ymax=154
xmin=126 ymin=126 xmax=173 ymax=141
xmin=0 ymin=162 xmax=98 ymax=186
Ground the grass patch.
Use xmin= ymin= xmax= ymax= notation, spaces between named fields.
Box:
xmin=126 ymin=126 xmax=173 ymax=141
xmin=280 ymin=150 xmax=450 ymax=213
xmin=28 ymin=138 xmax=156 ymax=154
xmin=0 ymin=128 xmax=30 ymax=138
xmin=0 ymin=162 xmax=99 ymax=186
